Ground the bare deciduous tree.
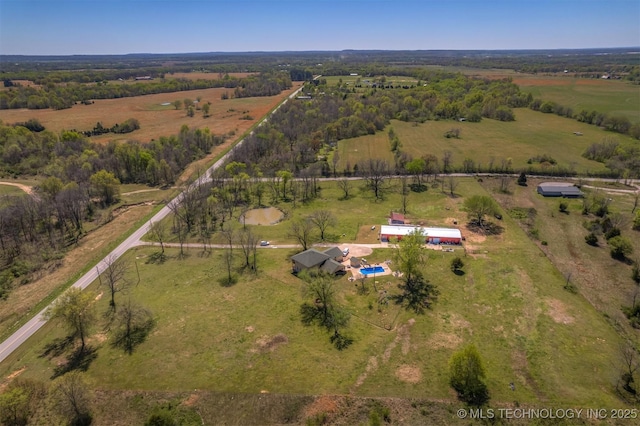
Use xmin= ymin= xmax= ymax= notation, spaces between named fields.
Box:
xmin=447 ymin=175 xmax=459 ymax=197
xmin=49 ymin=372 xmax=92 ymax=425
xmin=310 ymin=210 xmax=336 ymax=241
xmin=238 ymin=228 xmax=260 ymax=272
xmin=337 ymin=178 xmax=352 ymax=199
xmin=289 ymin=218 xmax=316 ymax=251
xmin=148 ymin=221 xmax=166 ymax=254
xmin=111 ymin=300 xmax=154 ymax=355
xmin=361 ymin=159 xmax=390 ymax=201
xmin=101 ymin=255 xmax=131 ymax=311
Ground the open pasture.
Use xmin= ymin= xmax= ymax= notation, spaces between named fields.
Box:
xmin=0 ymin=83 xmax=302 ymax=144
xmin=485 ymin=176 xmax=640 ymax=340
xmin=336 ymin=108 xmax=633 ymax=173
xmin=322 ymin=75 xmax=419 ymax=87
xmin=513 ymin=75 xmax=640 ymax=123
xmin=0 ymin=178 xmax=627 ymax=424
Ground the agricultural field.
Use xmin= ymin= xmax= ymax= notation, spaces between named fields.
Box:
xmin=336 ymin=108 xmax=634 ymax=174
xmin=0 ymin=178 xmax=634 ymax=424
xmin=0 ymin=82 xmax=303 ymax=144
xmin=440 ymin=67 xmax=639 ymax=125
xmin=513 ymin=75 xmax=640 ymax=123
xmin=322 ymin=75 xmax=419 ymax=87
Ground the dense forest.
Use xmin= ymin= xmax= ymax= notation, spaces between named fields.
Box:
xmin=0 ymin=123 xmax=228 ymax=297
xmin=0 ymin=72 xmax=292 ymax=110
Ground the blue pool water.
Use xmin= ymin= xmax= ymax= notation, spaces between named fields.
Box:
xmin=360 ymin=266 xmax=384 ymax=276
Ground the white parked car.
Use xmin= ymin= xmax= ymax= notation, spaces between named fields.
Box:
xmin=260 ymin=241 xmax=270 ymax=246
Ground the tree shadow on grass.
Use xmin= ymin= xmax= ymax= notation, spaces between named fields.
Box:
xmin=145 ymin=251 xmax=168 ymax=264
xmin=466 ymin=221 xmax=504 ymax=236
xmin=111 ymin=318 xmax=155 ymax=355
xmin=219 ymin=275 xmax=238 ymax=287
xmin=51 ymin=345 xmax=98 ymax=379
xmin=40 ymin=335 xmax=76 ymax=359
xmin=453 ymin=269 xmax=466 ymax=276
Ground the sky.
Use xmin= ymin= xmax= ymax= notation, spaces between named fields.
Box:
xmin=0 ymin=0 xmax=638 ymax=55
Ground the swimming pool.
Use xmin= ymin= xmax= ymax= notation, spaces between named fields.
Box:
xmin=360 ymin=266 xmax=384 ymax=276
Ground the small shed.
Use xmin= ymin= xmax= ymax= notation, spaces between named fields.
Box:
xmin=350 ymin=257 xmax=361 ymax=268
xmin=389 ymin=212 xmax=406 ymax=225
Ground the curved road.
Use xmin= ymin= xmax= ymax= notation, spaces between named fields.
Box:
xmin=0 ymin=84 xmax=307 ymax=364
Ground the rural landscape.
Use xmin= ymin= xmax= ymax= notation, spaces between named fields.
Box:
xmin=0 ymin=44 xmax=639 ymax=426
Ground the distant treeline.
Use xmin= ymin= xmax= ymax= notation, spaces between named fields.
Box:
xmin=228 ymin=70 xmax=638 ymax=179
xmin=0 ymin=123 xmax=226 ymax=185
xmin=0 ymin=72 xmax=292 ymax=110
xmin=2 ymin=48 xmax=637 ymax=76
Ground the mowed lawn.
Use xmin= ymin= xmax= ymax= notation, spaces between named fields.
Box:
xmin=0 ymin=179 xmax=626 ymax=411
xmin=336 ymin=108 xmax=633 ymax=173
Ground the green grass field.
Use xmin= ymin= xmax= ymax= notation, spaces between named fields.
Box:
xmin=322 ymin=75 xmax=420 ymax=87
xmin=0 ymin=178 xmax=630 ymax=424
xmin=515 ymin=76 xmax=640 ymax=123
xmin=336 ymin=108 xmax=635 ymax=174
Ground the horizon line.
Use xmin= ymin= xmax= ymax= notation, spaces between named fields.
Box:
xmin=2 ymin=46 xmax=640 ymax=58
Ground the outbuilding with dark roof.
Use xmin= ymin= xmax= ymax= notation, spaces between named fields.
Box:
xmin=537 ymin=182 xmax=584 ymax=198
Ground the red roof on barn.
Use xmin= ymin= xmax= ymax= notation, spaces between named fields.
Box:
xmin=390 ymin=212 xmax=405 ymax=222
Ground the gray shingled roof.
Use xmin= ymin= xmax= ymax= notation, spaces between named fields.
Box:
xmin=291 ymin=249 xmax=330 ymax=268
xmin=320 ymin=259 xmax=345 ymax=274
xmin=323 ymin=247 xmax=343 ymax=259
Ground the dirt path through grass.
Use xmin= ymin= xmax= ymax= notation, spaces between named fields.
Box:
xmin=0 ymin=181 xmax=34 ymax=195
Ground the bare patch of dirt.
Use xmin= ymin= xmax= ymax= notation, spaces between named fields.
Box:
xmin=461 ymin=222 xmax=486 ymax=244
xmin=182 ymin=393 xmax=200 ymax=407
xmin=245 ymin=325 xmax=254 ymax=333
xmin=92 ymin=333 xmax=108 ymax=344
xmin=545 ymin=298 xmax=575 ymax=324
xmin=383 ymin=319 xmax=415 ymax=363
xmin=427 ymin=332 xmax=463 ymax=350
xmin=428 ymin=313 xmax=470 ymax=349
xmin=255 ymin=333 xmax=288 ymax=352
xmin=0 ymin=367 xmax=26 ymax=393
xmin=354 ymin=356 xmax=379 ymax=388
xmin=303 ymin=395 xmax=341 ymax=420
xmin=395 ymin=364 xmax=422 ymax=384
xmin=95 ymin=292 xmax=103 ymax=301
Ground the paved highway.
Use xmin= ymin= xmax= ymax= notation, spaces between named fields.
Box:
xmin=0 ymin=83 xmax=307 ymax=364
